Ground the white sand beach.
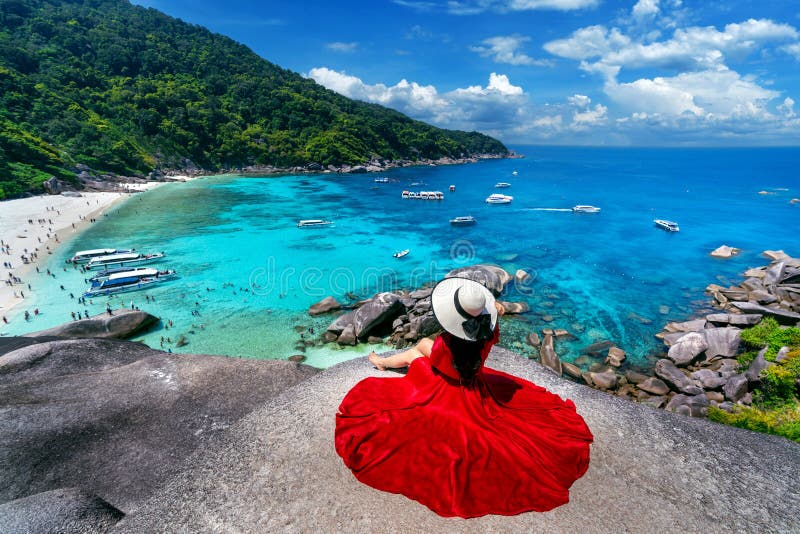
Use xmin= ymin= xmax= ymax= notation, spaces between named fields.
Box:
xmin=0 ymin=183 xmax=168 ymax=322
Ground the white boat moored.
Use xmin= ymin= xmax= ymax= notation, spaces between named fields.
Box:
xmin=67 ymin=248 xmax=133 ymax=264
xmin=485 ymin=193 xmax=513 ymax=204
xmin=297 ymin=219 xmax=334 ymax=228
xmin=84 ymin=268 xmax=178 ymax=297
xmin=495 ymin=182 xmax=511 ymax=188
xmin=393 ymin=249 xmax=410 ymax=258
xmin=450 ymin=216 xmax=477 ymax=226
xmin=85 ymin=252 xmax=165 ymax=270
xmin=654 ymin=219 xmax=680 ymax=232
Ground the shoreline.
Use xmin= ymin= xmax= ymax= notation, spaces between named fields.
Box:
xmin=0 ymin=181 xmax=178 ymax=320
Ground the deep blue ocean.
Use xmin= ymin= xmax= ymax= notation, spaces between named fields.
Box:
xmin=3 ymin=146 xmax=798 ymax=369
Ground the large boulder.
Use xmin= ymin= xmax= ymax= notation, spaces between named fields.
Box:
xmin=325 ymin=310 xmax=356 ymax=336
xmin=690 ymin=369 xmax=727 ymax=390
xmin=723 ymin=374 xmax=749 ymax=403
xmin=663 ymin=319 xmax=707 ymax=333
xmin=445 ymin=264 xmax=509 ymax=296
xmin=732 ymin=302 xmax=800 ymax=325
xmin=710 ymin=245 xmax=741 ymax=258
xmin=308 ymin=296 xmax=342 ymax=316
xmin=0 ymin=488 xmax=124 ymax=534
xmin=744 ymin=346 xmax=772 ymax=385
xmin=667 ymin=332 xmax=708 ymax=366
xmin=665 ymin=394 xmax=710 ymax=418
xmin=0 ymin=338 xmax=319 ymax=511
xmin=538 ymin=334 xmax=561 ymax=376
xmin=763 ymin=261 xmax=785 ymax=287
xmin=497 ymin=301 xmax=530 ymax=314
xmin=588 ymin=369 xmax=618 ymax=390
xmin=353 ymin=292 xmax=404 ymax=339
xmin=23 ymin=309 xmax=158 ymax=340
xmin=654 ymin=359 xmax=703 ymax=395
xmin=705 ymin=314 xmax=762 ymax=327
xmin=637 ymin=377 xmax=670 ymax=396
xmin=703 ymin=327 xmax=741 ymax=359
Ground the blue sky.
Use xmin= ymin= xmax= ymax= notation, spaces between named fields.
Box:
xmin=132 ymin=0 xmax=800 ymax=146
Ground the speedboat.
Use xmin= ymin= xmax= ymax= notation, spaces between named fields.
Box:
xmin=512 ymin=171 xmax=518 ymax=176
xmin=495 ymin=182 xmax=511 ymax=188
xmin=89 ymin=266 xmax=164 ymax=282
xmin=374 ymin=177 xmax=389 ymax=183
xmin=449 ymin=185 xmax=456 ymax=192
xmin=297 ymin=219 xmax=334 ymax=228
xmin=86 ymin=252 xmax=166 ymax=270
xmin=393 ymin=249 xmax=410 ymax=258
xmin=654 ymin=219 xmax=680 ymax=232
xmin=67 ymin=248 xmax=134 ymax=264
xmin=84 ymin=268 xmax=178 ymax=297
xmin=485 ymin=193 xmax=513 ymax=204
xmin=572 ymin=205 xmax=601 ymax=213
xmin=450 ymin=216 xmax=476 ymax=226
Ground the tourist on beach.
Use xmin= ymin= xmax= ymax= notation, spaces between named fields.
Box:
xmin=335 ymin=277 xmax=593 ymax=518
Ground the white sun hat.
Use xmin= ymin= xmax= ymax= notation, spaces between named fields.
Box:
xmin=431 ymin=277 xmax=497 ymax=341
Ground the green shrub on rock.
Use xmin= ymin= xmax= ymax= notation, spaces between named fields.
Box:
xmin=708 ymin=405 xmax=800 ymax=443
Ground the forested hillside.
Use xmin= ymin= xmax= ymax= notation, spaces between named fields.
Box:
xmin=0 ymin=0 xmax=508 ymax=198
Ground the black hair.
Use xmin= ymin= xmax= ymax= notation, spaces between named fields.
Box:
xmin=448 ymin=335 xmax=487 ymax=386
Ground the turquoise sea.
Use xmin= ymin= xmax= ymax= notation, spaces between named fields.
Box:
xmin=3 ymin=147 xmax=798 ymax=369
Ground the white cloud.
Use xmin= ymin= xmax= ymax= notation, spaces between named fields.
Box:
xmin=777 ymin=97 xmax=796 ymax=118
xmin=307 ymin=68 xmax=527 ymax=133
xmin=545 ymin=19 xmax=798 ymax=71
xmin=326 ymin=42 xmax=358 ymax=53
xmin=544 ymin=26 xmax=631 ymax=60
xmin=445 ymin=0 xmax=598 ymax=14
xmin=632 ymin=0 xmax=659 ymax=20
xmin=470 ymin=35 xmax=552 ymax=66
xmin=782 ymin=42 xmax=800 ymax=61
xmin=572 ymin=104 xmax=607 ymax=127
xmin=606 ymin=67 xmax=779 ymax=119
xmin=567 ymin=94 xmax=592 ymax=108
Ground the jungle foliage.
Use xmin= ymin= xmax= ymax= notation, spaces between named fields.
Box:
xmin=0 ymin=0 xmax=508 ymax=198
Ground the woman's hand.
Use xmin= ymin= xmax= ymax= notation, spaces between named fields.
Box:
xmin=494 ymin=301 xmax=505 ymax=316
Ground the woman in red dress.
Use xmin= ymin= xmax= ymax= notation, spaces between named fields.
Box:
xmin=335 ymin=277 xmax=593 ymax=518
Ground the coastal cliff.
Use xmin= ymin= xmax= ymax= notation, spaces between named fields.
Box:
xmin=0 ymin=337 xmax=797 ymax=532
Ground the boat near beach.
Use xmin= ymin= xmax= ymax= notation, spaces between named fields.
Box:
xmin=450 ymin=216 xmax=477 ymax=226
xmin=495 ymin=182 xmax=511 ymax=188
xmin=485 ymin=193 xmax=513 ymax=204
xmin=89 ymin=266 xmax=165 ymax=282
xmin=393 ymin=249 xmax=410 ymax=258
xmin=374 ymin=177 xmax=389 ymax=183
xmin=572 ymin=205 xmax=601 ymax=213
xmin=654 ymin=219 xmax=680 ymax=232
xmin=66 ymin=248 xmax=134 ymax=264
xmin=84 ymin=268 xmax=178 ymax=297
xmin=85 ymin=252 xmax=166 ymax=270
xmin=297 ymin=219 xmax=334 ymax=228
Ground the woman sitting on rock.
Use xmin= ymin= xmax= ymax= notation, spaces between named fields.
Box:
xmin=335 ymin=277 xmax=594 ymax=518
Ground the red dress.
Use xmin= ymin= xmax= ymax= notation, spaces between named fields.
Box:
xmin=335 ymin=331 xmax=594 ymax=518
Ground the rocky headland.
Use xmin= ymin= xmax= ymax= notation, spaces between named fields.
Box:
xmin=1 ymin=338 xmax=796 ymax=532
